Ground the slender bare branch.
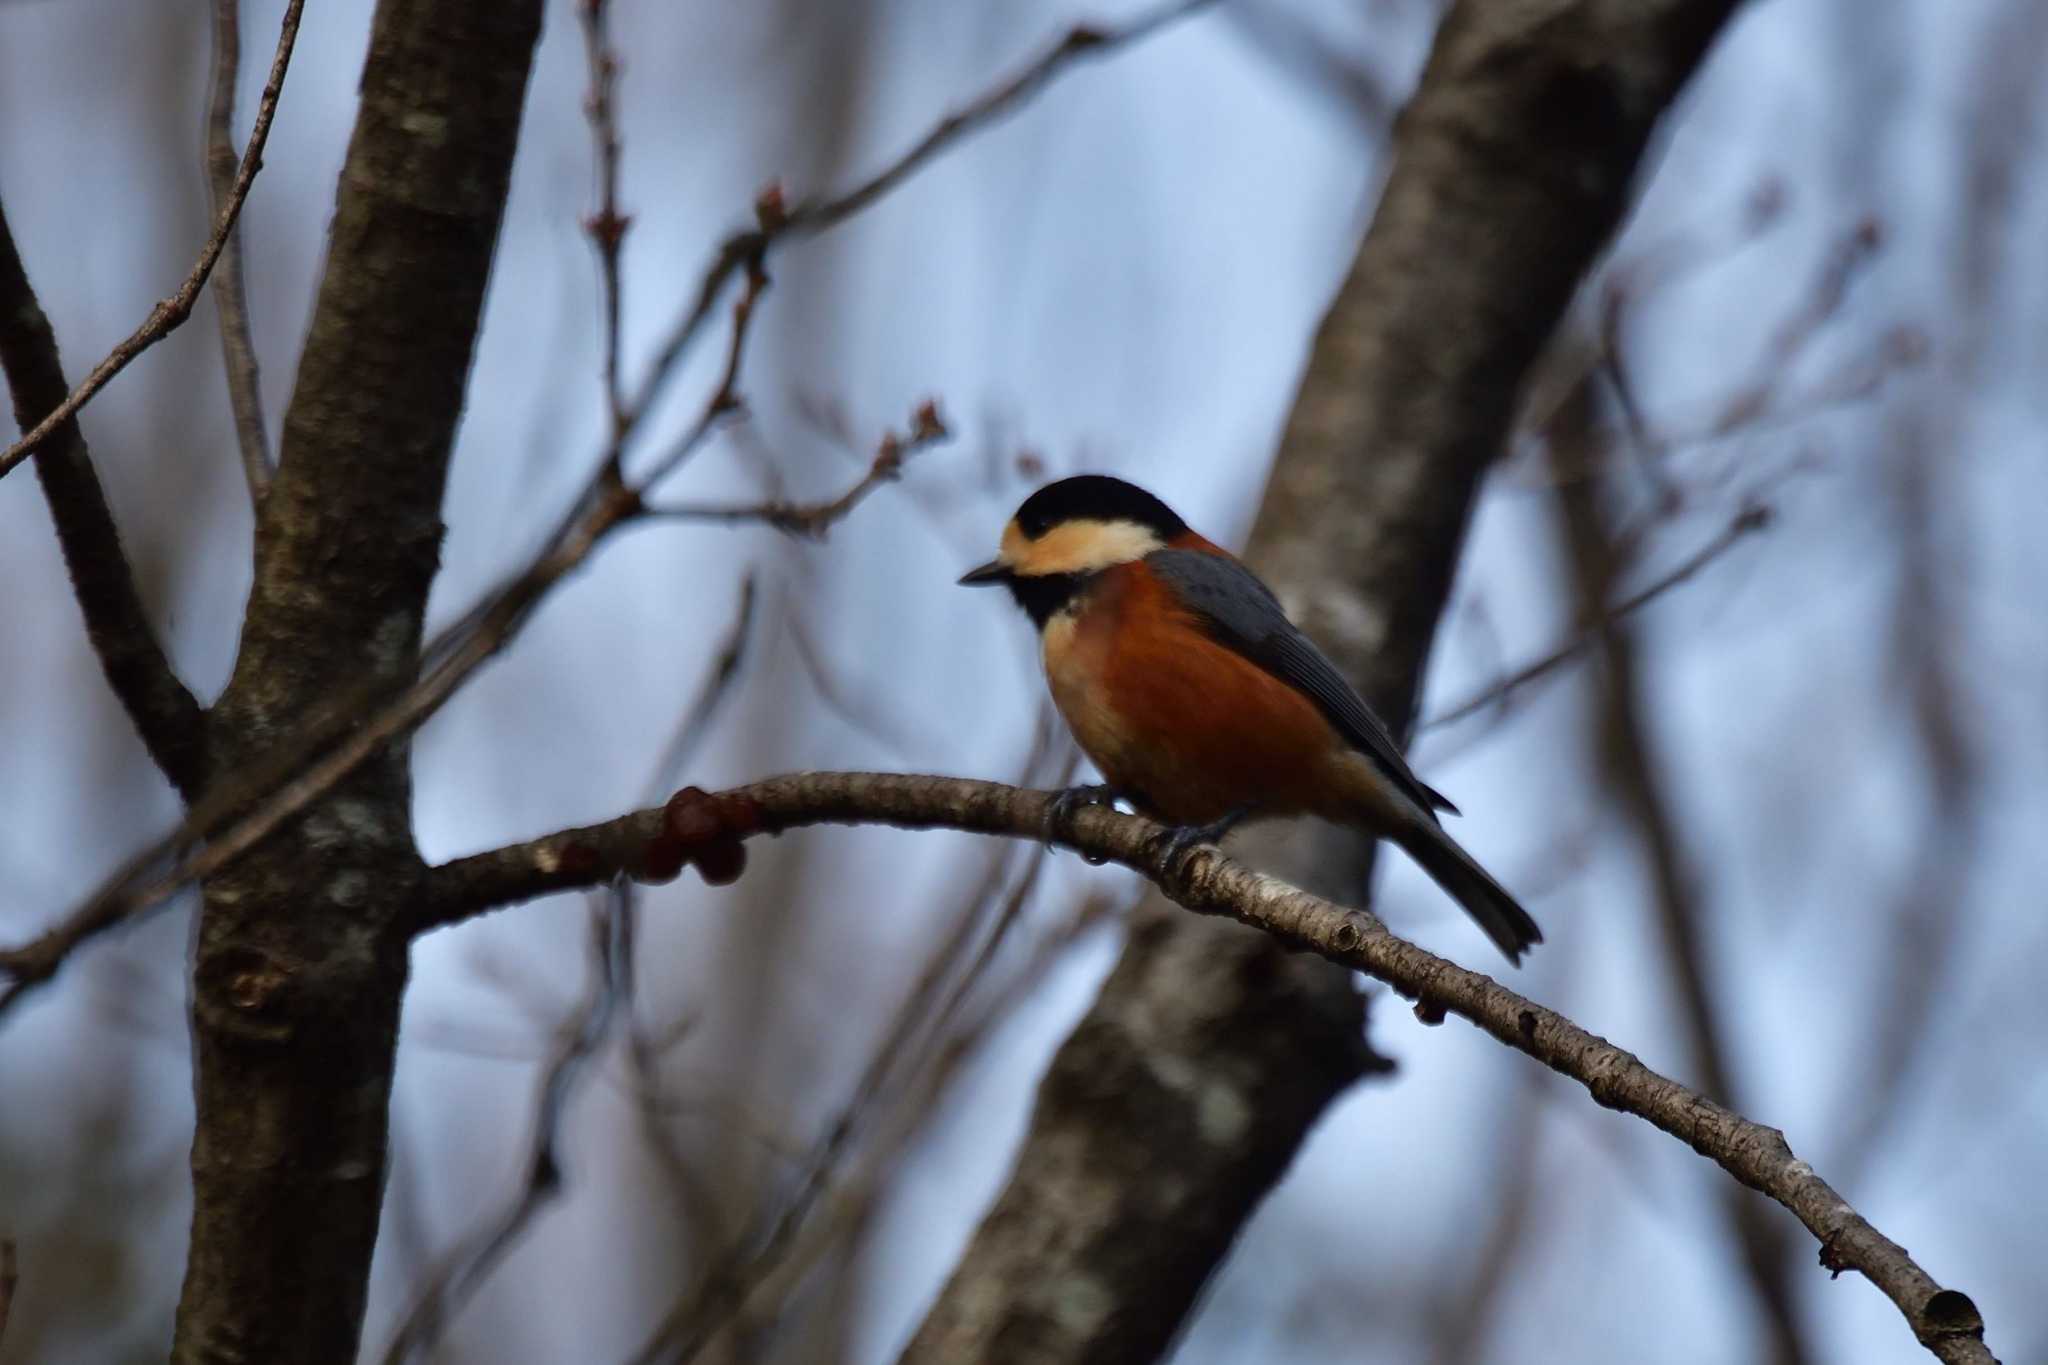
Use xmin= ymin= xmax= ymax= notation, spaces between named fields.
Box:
xmin=628 ymin=734 xmax=1073 ymax=1362
xmin=0 ymin=199 xmax=208 ymax=795
xmin=621 ymin=0 xmax=1217 ymax=432
xmin=413 ymin=770 xmax=1993 ymax=1365
xmin=205 ymin=0 xmax=273 ymax=500
xmin=0 ymin=0 xmax=1192 ymax=1015
xmin=579 ymin=0 xmax=630 ymax=453
xmin=1423 ymin=501 xmax=1770 ymax=732
xmin=643 ymin=401 xmax=948 ymax=536
xmin=1550 ymin=375 xmax=1810 ymax=1365
xmin=0 ymin=0 xmax=303 ymax=480
xmin=644 ymin=573 xmax=760 ymax=796
xmin=378 ymin=889 xmax=626 ymax=1364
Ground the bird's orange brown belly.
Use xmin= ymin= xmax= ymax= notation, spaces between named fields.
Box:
xmin=1043 ymin=585 xmax=1352 ymax=826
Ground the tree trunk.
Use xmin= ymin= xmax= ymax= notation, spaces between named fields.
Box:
xmin=171 ymin=3 xmax=544 ymax=1360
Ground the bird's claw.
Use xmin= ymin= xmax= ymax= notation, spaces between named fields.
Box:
xmin=1150 ymin=809 xmax=1249 ymax=876
xmin=1044 ymin=784 xmax=1120 ymax=849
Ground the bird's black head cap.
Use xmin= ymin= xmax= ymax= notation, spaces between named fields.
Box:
xmin=1013 ymin=475 xmax=1186 ymax=541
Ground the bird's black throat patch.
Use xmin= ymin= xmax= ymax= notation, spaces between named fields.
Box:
xmin=1006 ymin=571 xmax=1093 ymax=629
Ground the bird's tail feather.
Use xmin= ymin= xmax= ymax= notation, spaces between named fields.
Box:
xmin=1394 ymin=821 xmax=1543 ymax=965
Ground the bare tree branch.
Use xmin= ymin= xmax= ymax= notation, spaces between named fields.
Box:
xmin=644 ymin=573 xmax=760 ymax=795
xmin=416 ymin=770 xmax=1994 ymax=1365
xmin=1549 ymin=370 xmax=1811 ymax=1365
xmin=643 ymin=400 xmax=947 ymax=535
xmin=0 ymin=198 xmax=209 ymax=796
xmin=622 ymin=0 xmax=1218 ymax=433
xmin=0 ymin=0 xmax=302 ymax=481
xmin=1423 ymin=500 xmax=1770 ymax=733
xmin=378 ymin=890 xmax=626 ymax=1365
xmin=579 ymin=0 xmax=629 ymax=448
xmin=205 ymin=0 xmax=273 ymax=501
xmin=0 ymin=0 xmax=1197 ymax=1018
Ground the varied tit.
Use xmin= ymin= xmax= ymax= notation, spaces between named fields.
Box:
xmin=960 ymin=474 xmax=1542 ymax=964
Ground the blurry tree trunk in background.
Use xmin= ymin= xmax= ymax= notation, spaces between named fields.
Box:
xmin=900 ymin=1 xmax=1743 ymax=1359
xmin=171 ymin=3 xmax=542 ymax=1361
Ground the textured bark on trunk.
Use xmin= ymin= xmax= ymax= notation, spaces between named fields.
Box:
xmin=171 ymin=3 xmax=544 ymax=1361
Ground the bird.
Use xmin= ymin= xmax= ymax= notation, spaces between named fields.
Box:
xmin=959 ymin=473 xmax=1542 ymax=964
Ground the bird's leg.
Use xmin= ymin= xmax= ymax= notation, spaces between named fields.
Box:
xmin=1151 ymin=807 xmax=1251 ymax=875
xmin=1044 ymin=783 xmax=1121 ymax=847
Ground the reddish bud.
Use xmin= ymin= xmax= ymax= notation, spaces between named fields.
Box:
xmin=584 ymin=209 xmax=632 ymax=249
xmin=875 ymin=431 xmax=903 ymax=474
xmin=694 ymin=839 xmax=748 ymax=886
xmin=1413 ymin=998 xmax=1447 ymax=1027
xmin=663 ymin=788 xmax=763 ymax=885
xmin=642 ymin=834 xmax=686 ymax=883
xmin=755 ymin=182 xmax=788 ymax=232
xmin=1015 ymin=449 xmax=1046 ymax=480
xmin=911 ymin=399 xmax=948 ymax=443
xmin=665 ymin=786 xmax=723 ymax=845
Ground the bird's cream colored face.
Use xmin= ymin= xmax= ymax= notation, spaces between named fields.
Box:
xmin=996 ymin=517 xmax=1166 ymax=578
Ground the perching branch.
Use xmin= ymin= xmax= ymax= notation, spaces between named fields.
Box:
xmin=205 ymin=0 xmax=274 ymax=500
xmin=0 ymin=198 xmax=208 ymax=796
xmin=0 ymin=0 xmax=302 ymax=481
xmin=416 ymin=771 xmax=1996 ymax=1365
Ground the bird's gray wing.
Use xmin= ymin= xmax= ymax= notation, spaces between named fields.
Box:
xmin=1146 ymin=547 xmax=1455 ymax=816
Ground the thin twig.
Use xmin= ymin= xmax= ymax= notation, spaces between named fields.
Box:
xmin=634 ymin=252 xmax=769 ymax=492
xmin=412 ymin=770 xmax=1990 ymax=1364
xmin=1424 ymin=502 xmax=1770 ymax=732
xmin=578 ymin=0 xmax=630 ymax=459
xmin=643 ymin=573 xmax=760 ymax=798
xmin=0 ymin=0 xmax=1196 ymax=1020
xmin=644 ymin=401 xmax=947 ymax=536
xmin=628 ymin=745 xmax=1074 ymax=1363
xmin=0 ymin=0 xmax=303 ymax=481
xmin=205 ymin=0 xmax=273 ymax=500
xmin=377 ymin=888 xmax=627 ymax=1365
xmin=1550 ymin=392 xmax=1810 ymax=1365
xmin=620 ymin=0 xmax=1217 ymax=432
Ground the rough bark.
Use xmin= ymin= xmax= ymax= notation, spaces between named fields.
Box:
xmin=897 ymin=0 xmax=1747 ymax=1360
xmin=170 ymin=3 xmax=544 ymax=1361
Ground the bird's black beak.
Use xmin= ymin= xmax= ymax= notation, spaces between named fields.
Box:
xmin=958 ymin=560 xmax=1012 ymax=587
